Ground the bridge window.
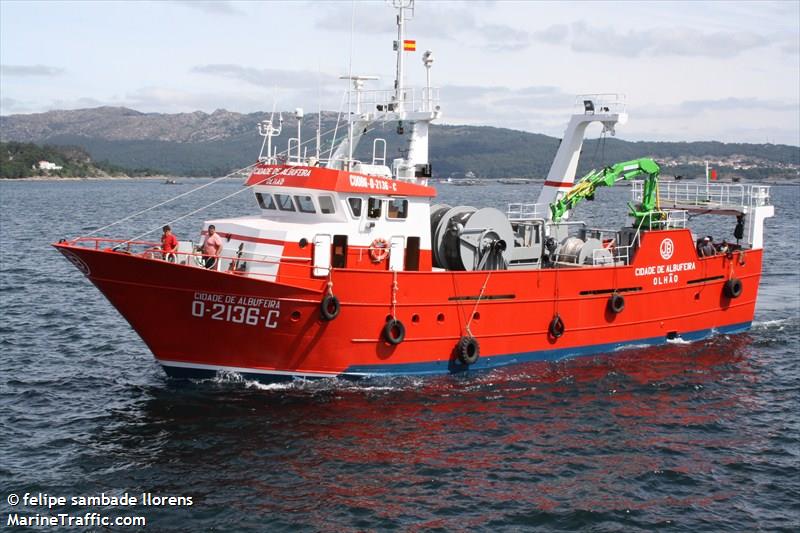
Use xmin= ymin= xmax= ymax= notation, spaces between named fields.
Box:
xmin=387 ymin=199 xmax=408 ymax=219
xmin=294 ymin=195 xmax=316 ymax=213
xmin=319 ymin=195 xmax=336 ymax=214
xmin=367 ymin=197 xmax=382 ymax=219
xmin=275 ymin=194 xmax=296 ymax=212
xmin=255 ymin=192 xmax=275 ymax=210
xmin=348 ymin=198 xmax=362 ymax=218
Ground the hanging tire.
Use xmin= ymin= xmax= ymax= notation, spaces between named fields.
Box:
xmin=549 ymin=314 xmax=565 ymax=339
xmin=608 ymin=293 xmax=625 ymax=314
xmin=383 ymin=318 xmax=405 ymax=345
xmin=457 ymin=336 xmax=480 ymax=365
xmin=320 ymin=295 xmax=340 ymax=321
xmin=724 ymin=278 xmax=743 ymax=299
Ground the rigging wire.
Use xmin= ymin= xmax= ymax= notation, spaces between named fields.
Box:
xmin=89 ymin=116 xmax=360 ymax=239
xmin=118 ymin=120 xmax=391 ymax=245
xmin=84 ymin=162 xmax=258 ymax=238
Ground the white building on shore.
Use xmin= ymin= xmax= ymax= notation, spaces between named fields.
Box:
xmin=36 ymin=160 xmax=63 ymax=171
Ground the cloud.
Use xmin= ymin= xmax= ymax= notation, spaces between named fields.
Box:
xmin=312 ymin=3 xmax=534 ymax=53
xmin=678 ymin=97 xmax=798 ymax=113
xmin=439 ymin=84 xmax=576 ymax=133
xmin=191 ymin=64 xmax=337 ymax=89
xmin=541 ymin=21 xmax=776 ymax=58
xmin=782 ymin=39 xmax=800 ymax=55
xmin=478 ymin=24 xmax=530 ymax=52
xmin=1 ymin=97 xmax=30 ymax=114
xmin=533 ymin=24 xmax=568 ymax=44
xmin=635 ymin=97 xmax=799 ymax=120
xmin=1 ymin=64 xmax=65 ymax=77
xmin=169 ymin=0 xmax=242 ymax=16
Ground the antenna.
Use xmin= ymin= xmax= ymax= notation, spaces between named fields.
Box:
xmin=316 ymin=62 xmax=322 ymax=161
xmin=346 ymin=0 xmax=357 ymax=169
xmin=422 ymin=49 xmax=434 ymax=111
xmin=258 ymin=91 xmax=283 ymax=164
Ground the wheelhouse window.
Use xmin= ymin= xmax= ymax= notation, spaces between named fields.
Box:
xmin=275 ymin=194 xmax=296 ymax=212
xmin=294 ymin=195 xmax=316 ymax=213
xmin=319 ymin=195 xmax=336 ymax=214
xmin=367 ymin=197 xmax=382 ymax=219
xmin=255 ymin=192 xmax=275 ymax=210
xmin=387 ymin=199 xmax=408 ymax=219
xmin=348 ymin=197 xmax=362 ymax=218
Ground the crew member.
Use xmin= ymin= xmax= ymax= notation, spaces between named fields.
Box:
xmin=734 ymin=214 xmax=745 ymax=245
xmin=161 ymin=225 xmax=178 ymax=262
xmin=699 ymin=236 xmax=715 ymax=257
xmin=199 ymin=224 xmax=223 ymax=269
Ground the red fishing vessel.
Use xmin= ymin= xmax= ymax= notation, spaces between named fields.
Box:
xmin=54 ymin=1 xmax=774 ymax=382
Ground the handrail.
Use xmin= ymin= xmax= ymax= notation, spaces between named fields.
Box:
xmin=633 ymin=181 xmax=772 ymax=209
xmin=64 ymin=237 xmax=314 ymax=273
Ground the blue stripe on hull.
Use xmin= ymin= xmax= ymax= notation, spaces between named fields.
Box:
xmin=159 ymin=321 xmax=751 ymax=384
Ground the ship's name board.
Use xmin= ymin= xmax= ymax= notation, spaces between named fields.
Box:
xmin=349 ymin=174 xmax=398 ymax=192
xmin=635 ymin=261 xmax=696 ymax=286
xmin=253 ymin=167 xmax=312 ymax=178
xmin=191 ymin=291 xmax=281 ymax=328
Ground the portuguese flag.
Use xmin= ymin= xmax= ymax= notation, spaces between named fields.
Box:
xmin=403 ymin=39 xmax=416 ymax=51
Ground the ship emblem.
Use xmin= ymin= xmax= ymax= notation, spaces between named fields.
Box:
xmin=60 ymin=249 xmax=91 ymax=276
xmin=660 ymin=238 xmax=674 ymax=260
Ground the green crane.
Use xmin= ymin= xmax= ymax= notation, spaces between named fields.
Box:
xmin=549 ymin=158 xmax=664 ymax=227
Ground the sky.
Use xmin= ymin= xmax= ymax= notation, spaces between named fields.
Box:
xmin=1 ymin=0 xmax=798 ymax=145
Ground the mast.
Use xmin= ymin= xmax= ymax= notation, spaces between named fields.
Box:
xmin=394 ymin=0 xmax=413 ymax=108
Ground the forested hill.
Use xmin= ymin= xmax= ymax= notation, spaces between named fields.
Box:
xmin=0 ymin=141 xmax=158 ymax=179
xmin=1 ymin=107 xmax=797 ymax=180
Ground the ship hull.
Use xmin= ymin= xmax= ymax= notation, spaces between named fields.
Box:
xmin=54 ymin=228 xmax=762 ymax=382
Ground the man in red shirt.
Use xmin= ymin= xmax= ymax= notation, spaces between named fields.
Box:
xmin=161 ymin=225 xmax=178 ymax=262
xmin=200 ymin=224 xmax=223 ymax=269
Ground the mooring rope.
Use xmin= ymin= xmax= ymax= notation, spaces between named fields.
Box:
xmin=465 ymin=271 xmax=491 ymax=338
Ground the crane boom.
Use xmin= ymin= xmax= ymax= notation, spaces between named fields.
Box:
xmin=549 ymin=158 xmax=662 ymax=226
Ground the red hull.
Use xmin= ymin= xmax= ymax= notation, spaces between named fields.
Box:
xmin=54 ymin=228 xmax=761 ymax=381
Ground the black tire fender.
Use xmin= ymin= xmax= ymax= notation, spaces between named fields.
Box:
xmin=608 ymin=293 xmax=625 ymax=314
xmin=724 ymin=278 xmax=743 ymax=299
xmin=383 ymin=319 xmax=405 ymax=345
xmin=320 ymin=295 xmax=341 ymax=321
xmin=549 ymin=314 xmax=565 ymax=339
xmin=457 ymin=336 xmax=480 ymax=365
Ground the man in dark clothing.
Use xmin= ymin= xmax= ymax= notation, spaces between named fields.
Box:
xmin=699 ymin=236 xmax=715 ymax=257
xmin=734 ymin=214 xmax=745 ymax=244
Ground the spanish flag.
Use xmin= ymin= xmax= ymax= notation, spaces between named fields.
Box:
xmin=403 ymin=39 xmax=416 ymax=52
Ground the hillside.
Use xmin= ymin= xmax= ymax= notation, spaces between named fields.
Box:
xmin=0 ymin=141 xmax=157 ymax=179
xmin=1 ymin=107 xmax=798 ymax=180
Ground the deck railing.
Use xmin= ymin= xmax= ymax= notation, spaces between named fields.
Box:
xmin=633 ymin=181 xmax=772 ymax=209
xmin=64 ymin=237 xmax=317 ymax=283
xmin=507 ymin=202 xmax=549 ymax=220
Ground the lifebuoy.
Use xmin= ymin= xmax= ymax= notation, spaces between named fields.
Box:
xmin=320 ymin=295 xmax=340 ymax=320
xmin=724 ymin=278 xmax=743 ymax=299
xmin=383 ymin=318 xmax=405 ymax=345
xmin=608 ymin=293 xmax=625 ymax=314
xmin=457 ymin=336 xmax=480 ymax=365
xmin=369 ymin=238 xmax=389 ymax=262
xmin=549 ymin=314 xmax=565 ymax=338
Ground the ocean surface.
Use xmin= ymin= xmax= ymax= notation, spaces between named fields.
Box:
xmin=1 ymin=178 xmax=798 ymax=532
